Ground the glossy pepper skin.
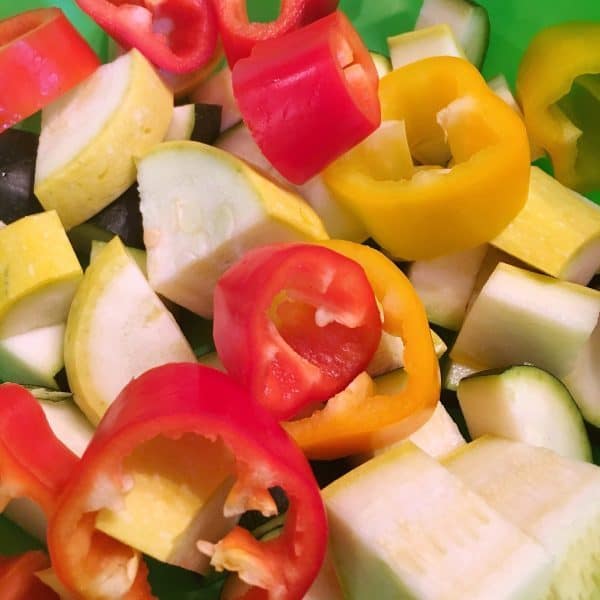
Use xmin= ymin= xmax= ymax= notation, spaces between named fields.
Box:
xmin=0 ymin=8 xmax=100 ymax=131
xmin=0 ymin=385 xmax=80 ymax=599
xmin=232 ymin=10 xmax=381 ymax=185
xmin=75 ymin=0 xmax=218 ymax=74
xmin=0 ymin=384 xmax=153 ymax=598
xmin=212 ymin=0 xmax=338 ymax=66
xmin=0 ymin=551 xmax=58 ymax=600
xmin=0 ymin=383 xmax=78 ymax=515
xmin=323 ymin=56 xmax=531 ymax=260
xmin=284 ymin=241 xmax=441 ymax=460
xmin=213 ymin=243 xmax=382 ymax=421
xmin=47 ymin=364 xmax=327 ymax=600
xmin=517 ymin=22 xmax=600 ymax=193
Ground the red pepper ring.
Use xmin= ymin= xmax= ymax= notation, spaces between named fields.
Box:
xmin=0 ymin=551 xmax=59 ymax=600
xmin=232 ymin=10 xmax=380 ymax=185
xmin=47 ymin=364 xmax=327 ymax=600
xmin=212 ymin=0 xmax=339 ymax=66
xmin=0 ymin=8 xmax=100 ymax=132
xmin=75 ymin=0 xmax=218 ymax=74
xmin=213 ymin=243 xmax=382 ymax=421
xmin=0 ymin=386 xmax=81 ymax=599
xmin=0 ymin=385 xmax=154 ymax=599
xmin=0 ymin=384 xmax=78 ymax=516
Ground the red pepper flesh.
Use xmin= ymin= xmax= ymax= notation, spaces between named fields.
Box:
xmin=232 ymin=10 xmax=381 ymax=184
xmin=0 ymin=551 xmax=59 ymax=600
xmin=75 ymin=0 xmax=218 ymax=74
xmin=212 ymin=0 xmax=339 ymax=66
xmin=213 ymin=243 xmax=382 ymax=421
xmin=0 ymin=383 xmax=78 ymax=516
xmin=0 ymin=8 xmax=100 ymax=132
xmin=47 ymin=363 xmax=327 ymax=600
xmin=0 ymin=384 xmax=152 ymax=599
xmin=0 ymin=385 xmax=79 ymax=599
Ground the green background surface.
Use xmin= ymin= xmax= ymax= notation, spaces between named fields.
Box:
xmin=0 ymin=0 xmax=599 ymax=597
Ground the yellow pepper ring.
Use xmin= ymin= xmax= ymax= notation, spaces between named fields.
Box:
xmin=323 ymin=56 xmax=531 ymax=261
xmin=283 ymin=240 xmax=440 ymax=460
xmin=517 ymin=22 xmax=600 ymax=192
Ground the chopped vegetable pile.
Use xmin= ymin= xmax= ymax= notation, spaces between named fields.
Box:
xmin=0 ymin=0 xmax=599 ymax=599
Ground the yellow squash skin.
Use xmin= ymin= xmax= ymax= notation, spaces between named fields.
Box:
xmin=35 ymin=49 xmax=173 ymax=230
xmin=0 ymin=211 xmax=82 ymax=338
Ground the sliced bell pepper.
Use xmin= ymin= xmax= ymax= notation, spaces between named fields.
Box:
xmin=0 ymin=383 xmax=78 ymax=516
xmin=108 ymin=35 xmax=224 ymax=98
xmin=212 ymin=0 xmax=339 ymax=66
xmin=159 ymin=41 xmax=224 ymax=98
xmin=232 ymin=10 xmax=381 ymax=185
xmin=517 ymin=22 xmax=600 ymax=192
xmin=0 ymin=551 xmax=58 ymax=600
xmin=0 ymin=8 xmax=100 ymax=132
xmin=75 ymin=0 xmax=218 ymax=74
xmin=47 ymin=363 xmax=327 ymax=600
xmin=213 ymin=243 xmax=382 ymax=421
xmin=323 ymin=56 xmax=531 ymax=260
xmin=0 ymin=383 xmax=154 ymax=599
xmin=0 ymin=385 xmax=79 ymax=599
xmin=283 ymin=240 xmax=441 ymax=460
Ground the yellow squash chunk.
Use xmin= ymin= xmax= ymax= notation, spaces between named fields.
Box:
xmin=0 ymin=324 xmax=65 ymax=388
xmin=449 ymin=262 xmax=600 ymax=424
xmin=324 ymin=442 xmax=553 ymax=599
xmin=35 ymin=49 xmax=173 ymax=230
xmin=216 ymin=123 xmax=369 ymax=242
xmin=89 ymin=240 xmax=146 ymax=274
xmin=138 ymin=142 xmax=329 ymax=317
xmin=408 ymin=245 xmax=489 ymax=331
xmin=0 ymin=212 xmax=82 ymax=338
xmin=216 ymin=123 xmax=368 ymax=242
xmin=65 ymin=237 xmax=195 ymax=424
xmin=492 ymin=166 xmax=600 ymax=284
xmin=388 ymin=24 xmax=465 ymax=71
xmin=96 ymin=434 xmax=236 ymax=573
xmin=445 ymin=437 xmax=600 ymax=599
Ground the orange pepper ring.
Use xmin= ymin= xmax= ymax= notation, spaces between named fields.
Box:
xmin=283 ymin=240 xmax=440 ymax=460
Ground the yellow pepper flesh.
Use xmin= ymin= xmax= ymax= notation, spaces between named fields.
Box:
xmin=283 ymin=240 xmax=440 ymax=460
xmin=517 ymin=22 xmax=600 ymax=192
xmin=323 ymin=56 xmax=531 ymax=261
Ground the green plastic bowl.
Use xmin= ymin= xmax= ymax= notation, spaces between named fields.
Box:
xmin=0 ymin=1 xmax=598 ymax=597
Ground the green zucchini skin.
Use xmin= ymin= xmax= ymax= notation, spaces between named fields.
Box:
xmin=458 ymin=365 xmax=592 ymax=461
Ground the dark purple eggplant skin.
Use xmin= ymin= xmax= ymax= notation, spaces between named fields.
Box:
xmin=89 ymin=184 xmax=145 ymax=248
xmin=0 ymin=129 xmax=44 ymax=223
xmin=191 ymin=103 xmax=222 ymax=145
xmin=0 ymin=104 xmax=220 ymax=237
